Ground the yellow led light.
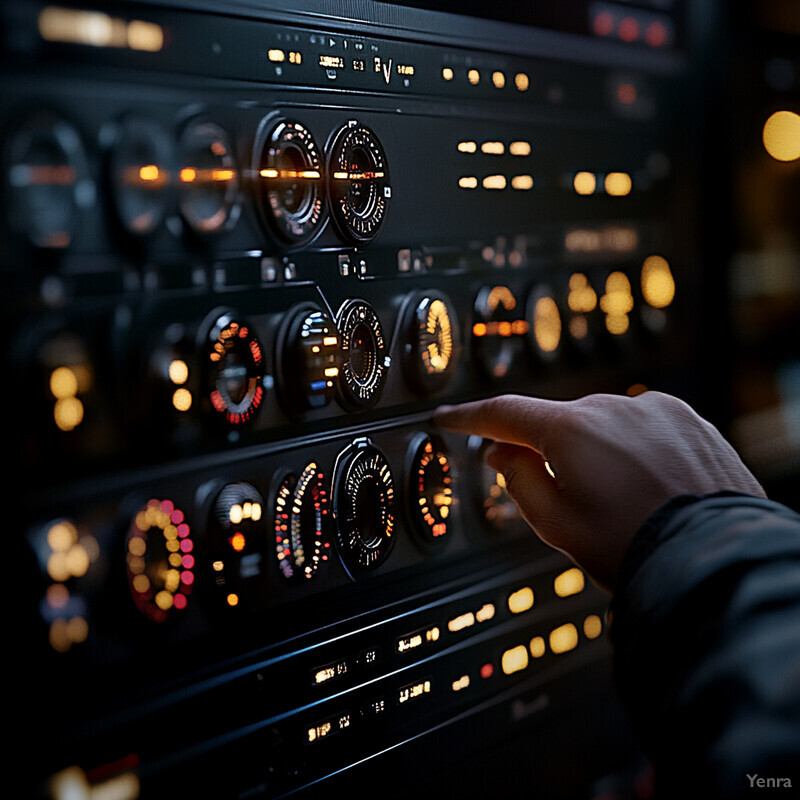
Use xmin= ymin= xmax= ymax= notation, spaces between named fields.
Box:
xmin=509 ymin=141 xmax=531 ymax=156
xmin=50 ymin=366 xmax=78 ymax=399
xmin=492 ymin=71 xmax=506 ymax=88
xmin=641 ymin=254 xmax=676 ymax=308
xmin=573 ymin=171 xmax=597 ymax=195
xmin=475 ymin=603 xmax=496 ymax=622
xmin=482 ymin=174 xmax=507 ymax=190
xmin=268 ymin=48 xmax=286 ymax=62
xmin=554 ymin=568 xmax=585 ymax=598
xmin=481 ymin=141 xmax=505 ymax=155
xmin=168 ymin=359 xmax=189 ymax=385
xmin=511 ymin=174 xmax=533 ymax=190
xmin=458 ymin=141 xmax=478 ymax=153
xmin=530 ymin=636 xmax=546 ymax=658
xmin=452 ymin=675 xmax=470 ymax=692
xmin=533 ymin=295 xmax=561 ymax=353
xmin=762 ymin=110 xmax=800 ymax=162
xmin=584 ymin=614 xmax=603 ymax=639
xmin=172 ymin=387 xmax=192 ymax=412
xmin=549 ymin=623 xmax=579 ymax=654
xmin=468 ymin=69 xmax=480 ymax=85
xmin=448 ymin=612 xmax=475 ymax=632
xmin=515 ymin=73 xmax=529 ymax=91
xmin=502 ymin=645 xmax=529 ymax=675
xmin=605 ymin=171 xmax=632 ymax=196
xmin=508 ymin=586 xmax=534 ymax=614
xmin=54 ymin=396 xmax=84 ymax=431
xmin=442 ymin=67 xmax=454 ymax=80
xmin=458 ymin=176 xmax=478 ymax=189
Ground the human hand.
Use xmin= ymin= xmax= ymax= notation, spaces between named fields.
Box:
xmin=434 ymin=391 xmax=766 ymax=593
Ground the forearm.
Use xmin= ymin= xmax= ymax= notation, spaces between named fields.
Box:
xmin=610 ymin=492 xmax=800 ymax=798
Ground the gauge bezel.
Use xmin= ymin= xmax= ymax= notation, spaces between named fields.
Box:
xmin=202 ymin=308 xmax=266 ymax=427
xmin=401 ymin=290 xmax=461 ymax=396
xmin=331 ymin=438 xmax=396 ymax=576
xmin=253 ymin=115 xmax=326 ymax=246
xmin=177 ymin=117 xmax=240 ymax=236
xmin=108 ymin=114 xmax=175 ymax=237
xmin=335 ymin=298 xmax=390 ymax=411
xmin=405 ymin=431 xmax=454 ymax=549
xmin=275 ymin=302 xmax=340 ymax=416
xmin=326 ymin=120 xmax=391 ymax=245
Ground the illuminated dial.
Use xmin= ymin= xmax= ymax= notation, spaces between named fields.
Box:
xmin=407 ymin=433 xmax=454 ymax=546
xmin=110 ymin=115 xmax=174 ymax=236
xmin=472 ymin=285 xmax=527 ymax=380
xmin=527 ymin=285 xmax=562 ymax=362
xmin=274 ymin=463 xmax=331 ymax=580
xmin=402 ymin=291 xmax=460 ymax=395
xmin=5 ymin=111 xmax=89 ymax=249
xmin=255 ymin=118 xmax=324 ymax=243
xmin=277 ymin=304 xmax=340 ymax=413
xmin=178 ymin=119 xmax=239 ymax=235
xmin=327 ymin=121 xmax=390 ymax=244
xmin=205 ymin=311 xmax=265 ymax=426
xmin=468 ymin=436 xmax=520 ymax=530
xmin=332 ymin=439 xmax=395 ymax=574
xmin=336 ymin=299 xmax=389 ymax=410
xmin=126 ymin=498 xmax=195 ymax=623
xmin=208 ymin=482 xmax=266 ymax=611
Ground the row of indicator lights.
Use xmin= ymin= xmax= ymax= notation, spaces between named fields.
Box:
xmin=442 ymin=67 xmax=530 ymax=92
xmin=38 ymin=5 xmax=164 ymax=51
xmin=458 ymin=175 xmax=534 ymax=190
xmin=591 ymin=9 xmax=672 ymax=48
xmin=573 ymin=171 xmax=633 ymax=196
xmin=457 ymin=140 xmax=532 ymax=157
xmin=501 ymin=615 xmax=604 ymax=677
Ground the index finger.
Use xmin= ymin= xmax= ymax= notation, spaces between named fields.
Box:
xmin=433 ymin=394 xmax=563 ymax=455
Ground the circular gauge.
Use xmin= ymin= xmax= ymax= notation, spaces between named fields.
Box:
xmin=274 ymin=462 xmax=331 ymax=580
xmin=472 ymin=285 xmax=526 ymax=380
xmin=407 ymin=433 xmax=454 ymax=546
xmin=402 ymin=291 xmax=460 ymax=395
xmin=276 ymin=303 xmax=340 ymax=413
xmin=208 ymin=482 xmax=267 ymax=611
xmin=327 ymin=121 xmax=391 ymax=244
xmin=5 ymin=111 xmax=89 ymax=249
xmin=255 ymin=118 xmax=324 ymax=244
xmin=332 ymin=439 xmax=396 ymax=573
xmin=527 ymin=285 xmax=562 ymax=362
xmin=468 ymin=436 xmax=520 ymax=531
xmin=336 ymin=299 xmax=389 ymax=410
xmin=110 ymin=115 xmax=174 ymax=236
xmin=126 ymin=498 xmax=195 ymax=623
xmin=205 ymin=311 xmax=265 ymax=426
xmin=178 ymin=119 xmax=239 ymax=235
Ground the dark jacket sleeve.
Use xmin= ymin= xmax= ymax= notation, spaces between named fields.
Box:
xmin=609 ymin=492 xmax=800 ymax=799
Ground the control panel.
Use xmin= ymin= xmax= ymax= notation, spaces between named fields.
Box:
xmin=5 ymin=1 xmax=701 ymax=798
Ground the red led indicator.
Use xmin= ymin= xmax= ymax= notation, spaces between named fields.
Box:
xmin=480 ymin=663 xmax=494 ymax=679
xmin=593 ymin=11 xmax=615 ymax=37
xmin=646 ymin=20 xmax=668 ymax=48
xmin=618 ymin=17 xmax=640 ymax=43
